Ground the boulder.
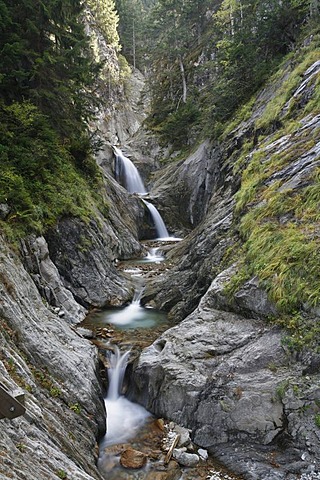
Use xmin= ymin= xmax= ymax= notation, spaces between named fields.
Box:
xmin=120 ymin=448 xmax=147 ymax=469
xmin=173 ymin=449 xmax=199 ymax=467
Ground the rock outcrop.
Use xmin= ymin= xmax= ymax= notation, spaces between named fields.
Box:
xmin=0 ymin=235 xmax=105 ymax=479
xmin=132 ymin=284 xmax=320 ymax=479
xmin=132 ymin=41 xmax=320 ymax=480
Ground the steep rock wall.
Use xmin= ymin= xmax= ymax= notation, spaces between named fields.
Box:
xmin=0 ymin=236 xmax=105 ymax=479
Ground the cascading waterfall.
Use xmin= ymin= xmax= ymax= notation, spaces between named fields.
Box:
xmin=143 ymin=200 xmax=170 ymax=239
xmin=107 ymin=346 xmax=130 ymax=401
xmin=113 ymin=146 xmax=147 ymax=194
xmin=113 ymin=146 xmax=171 ymax=239
xmin=107 ymin=284 xmax=146 ymax=327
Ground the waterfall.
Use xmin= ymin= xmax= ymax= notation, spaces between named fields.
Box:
xmin=98 ymin=347 xmax=150 ymax=454
xmin=113 ymin=146 xmax=172 ymax=239
xmin=146 ymin=247 xmax=164 ymax=262
xmin=143 ymin=200 xmax=169 ymax=239
xmin=107 ymin=346 xmax=130 ymax=401
xmin=107 ymin=284 xmax=145 ymax=327
xmin=113 ymin=146 xmax=147 ymax=194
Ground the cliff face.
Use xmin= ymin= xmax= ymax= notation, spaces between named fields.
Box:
xmin=0 ymin=8 xmax=149 ymax=480
xmin=0 ymin=235 xmax=105 ymax=479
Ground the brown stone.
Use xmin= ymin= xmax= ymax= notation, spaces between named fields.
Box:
xmin=155 ymin=418 xmax=165 ymax=431
xmin=120 ymin=448 xmax=147 ymax=469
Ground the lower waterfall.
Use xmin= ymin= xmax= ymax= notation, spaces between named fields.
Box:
xmin=98 ymin=347 xmax=150 ymax=473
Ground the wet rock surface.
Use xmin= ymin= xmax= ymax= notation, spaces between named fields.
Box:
xmin=98 ymin=416 xmax=242 ymax=480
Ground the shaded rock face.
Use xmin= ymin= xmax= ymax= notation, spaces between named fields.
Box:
xmin=149 ymin=140 xmax=222 ymax=233
xmin=0 ymin=236 xmax=105 ymax=479
xmin=132 ymin=292 xmax=320 ymax=478
xmin=45 ymin=217 xmax=132 ymax=307
xmin=41 ymin=170 xmax=147 ymax=309
xmin=21 ymin=235 xmax=86 ymax=323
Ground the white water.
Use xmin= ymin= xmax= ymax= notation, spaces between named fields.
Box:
xmin=145 ymin=247 xmax=164 ymax=262
xmin=143 ymin=200 xmax=169 ymax=239
xmin=99 ymin=347 xmax=150 ymax=452
xmin=113 ymin=146 xmax=174 ymax=240
xmin=113 ymin=146 xmax=147 ymax=194
xmin=107 ymin=286 xmax=145 ymax=327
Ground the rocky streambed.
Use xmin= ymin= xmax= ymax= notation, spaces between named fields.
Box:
xmin=78 ymin=241 xmax=244 ymax=480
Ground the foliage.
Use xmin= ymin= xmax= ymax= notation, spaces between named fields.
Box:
xmin=153 ymin=101 xmax=200 ymax=150
xmin=69 ymin=402 xmax=81 ymax=414
xmin=56 ymin=470 xmax=68 ymax=480
xmin=0 ymin=0 xmax=100 ymax=139
xmin=115 ymin=0 xmax=150 ymax=69
xmin=0 ymin=101 xmax=101 ymax=237
xmin=145 ymin=0 xmax=317 ymax=149
xmin=86 ymin=0 xmax=120 ymax=50
xmin=0 ymin=0 xmax=117 ymax=238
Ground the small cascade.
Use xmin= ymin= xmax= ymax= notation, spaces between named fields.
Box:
xmin=107 ymin=346 xmax=130 ymax=401
xmin=113 ymin=146 xmax=147 ymax=194
xmin=107 ymin=283 xmax=146 ymax=327
xmin=98 ymin=347 xmax=150 ymax=471
xmin=145 ymin=247 xmax=164 ymax=263
xmin=143 ymin=200 xmax=170 ymax=239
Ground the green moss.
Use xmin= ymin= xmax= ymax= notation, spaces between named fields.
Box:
xmin=56 ymin=470 xmax=68 ymax=479
xmin=69 ymin=402 xmax=81 ymax=414
xmin=223 ymin=37 xmax=320 ymax=351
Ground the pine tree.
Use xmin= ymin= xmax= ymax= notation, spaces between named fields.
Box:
xmin=0 ymin=0 xmax=100 ymax=139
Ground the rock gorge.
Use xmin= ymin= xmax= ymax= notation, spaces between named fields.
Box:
xmin=0 ymin=4 xmax=320 ymax=480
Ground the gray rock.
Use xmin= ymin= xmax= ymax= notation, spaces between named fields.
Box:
xmin=173 ymin=449 xmax=199 ymax=467
xmin=198 ymin=448 xmax=208 ymax=460
xmin=205 ymin=266 xmax=277 ymax=319
xmin=0 ymin=203 xmax=10 ymax=219
xmin=0 ymin=235 xmax=105 ymax=479
xmin=173 ymin=425 xmax=192 ymax=448
xmin=21 ymin=235 xmax=86 ymax=323
xmin=132 ymin=290 xmax=320 ymax=476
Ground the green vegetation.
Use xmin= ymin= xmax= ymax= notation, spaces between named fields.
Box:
xmin=315 ymin=414 xmax=320 ymax=428
xmin=0 ymin=0 xmax=119 ymax=239
xmin=69 ymin=402 xmax=82 ymax=414
xmin=223 ymin=32 xmax=320 ymax=351
xmin=138 ymin=0 xmax=318 ymax=149
xmin=56 ymin=469 xmax=68 ymax=480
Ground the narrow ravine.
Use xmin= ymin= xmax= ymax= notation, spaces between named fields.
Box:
xmin=78 ymin=148 xmax=244 ymax=480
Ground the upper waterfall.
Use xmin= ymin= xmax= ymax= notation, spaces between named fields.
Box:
xmin=113 ymin=146 xmax=173 ymax=239
xmin=113 ymin=146 xmax=147 ymax=194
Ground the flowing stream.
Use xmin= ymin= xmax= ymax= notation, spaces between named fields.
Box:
xmin=98 ymin=347 xmax=151 ymax=476
xmin=93 ymin=148 xmax=241 ymax=480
